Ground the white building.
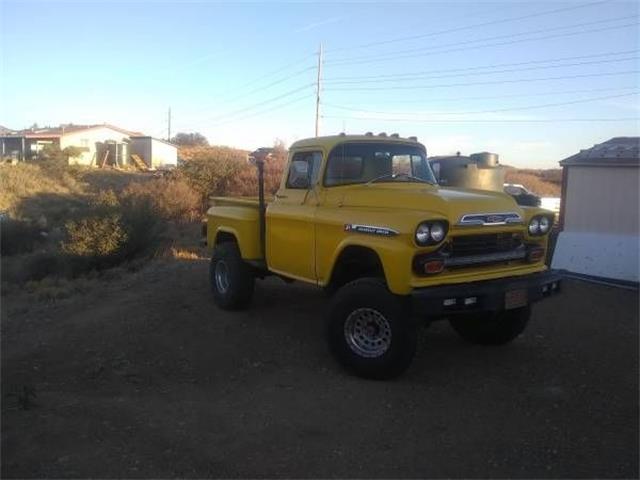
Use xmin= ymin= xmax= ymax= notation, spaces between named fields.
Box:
xmin=552 ymin=137 xmax=639 ymax=283
xmin=130 ymin=136 xmax=178 ymax=169
xmin=0 ymin=124 xmax=177 ymax=169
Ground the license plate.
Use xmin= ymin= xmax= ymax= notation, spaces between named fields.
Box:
xmin=505 ymin=289 xmax=528 ymax=310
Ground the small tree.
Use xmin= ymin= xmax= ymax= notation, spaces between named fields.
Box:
xmin=171 ymin=132 xmax=209 ymax=146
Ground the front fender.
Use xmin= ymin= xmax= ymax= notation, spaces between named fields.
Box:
xmin=323 ymin=236 xmax=415 ymax=295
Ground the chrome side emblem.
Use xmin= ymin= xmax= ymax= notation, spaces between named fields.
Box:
xmin=457 ymin=212 xmax=522 ymax=226
xmin=344 ymin=224 xmax=398 ymax=236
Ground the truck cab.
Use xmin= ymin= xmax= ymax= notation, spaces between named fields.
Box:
xmin=206 ymin=134 xmax=561 ymax=379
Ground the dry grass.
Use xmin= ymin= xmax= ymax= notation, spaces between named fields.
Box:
xmin=504 ymin=168 xmax=562 ymax=197
xmin=123 ymin=178 xmax=200 ymax=222
xmin=169 ymin=247 xmax=202 ymax=260
xmin=0 ymin=164 xmax=84 ymax=216
xmin=0 ymin=165 xmax=204 ymax=291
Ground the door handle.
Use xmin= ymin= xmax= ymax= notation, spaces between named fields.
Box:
xmin=275 ymin=194 xmax=288 ymax=199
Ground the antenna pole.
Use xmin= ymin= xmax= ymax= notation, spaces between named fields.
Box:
xmin=314 ymin=43 xmax=323 ymax=137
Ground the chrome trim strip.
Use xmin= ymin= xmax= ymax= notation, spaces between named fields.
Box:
xmin=457 ymin=212 xmax=523 ymax=227
xmin=444 ymin=246 xmax=526 ymax=267
xmin=344 ymin=224 xmax=399 ymax=237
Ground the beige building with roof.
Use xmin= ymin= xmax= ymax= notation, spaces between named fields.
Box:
xmin=552 ymin=137 xmax=639 ymax=283
xmin=0 ymin=124 xmax=177 ymax=169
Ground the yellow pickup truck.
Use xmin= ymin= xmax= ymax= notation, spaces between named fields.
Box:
xmin=206 ymin=134 xmax=561 ymax=379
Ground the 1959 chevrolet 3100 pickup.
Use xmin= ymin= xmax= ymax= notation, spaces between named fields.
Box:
xmin=205 ymin=133 xmax=561 ymax=379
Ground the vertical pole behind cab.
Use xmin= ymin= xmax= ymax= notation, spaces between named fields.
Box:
xmin=256 ymin=158 xmax=266 ymax=260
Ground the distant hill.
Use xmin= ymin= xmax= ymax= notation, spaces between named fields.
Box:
xmin=503 ymin=166 xmax=562 ymax=197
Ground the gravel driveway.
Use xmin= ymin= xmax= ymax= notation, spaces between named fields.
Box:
xmin=2 ymin=259 xmax=638 ymax=478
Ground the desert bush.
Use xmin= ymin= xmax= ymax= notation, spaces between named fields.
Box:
xmin=175 ymin=142 xmax=288 ymax=201
xmin=227 ymin=154 xmax=286 ymax=196
xmin=60 ymin=193 xmax=165 ymax=272
xmin=122 ymin=178 xmax=200 ymax=221
xmin=62 ymin=214 xmax=128 ymax=258
xmin=118 ymin=195 xmax=165 ymax=259
xmin=91 ymin=189 xmax=120 ymax=209
xmin=176 ymin=146 xmax=247 ymax=204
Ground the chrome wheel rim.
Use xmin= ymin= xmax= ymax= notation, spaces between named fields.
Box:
xmin=344 ymin=308 xmax=392 ymax=358
xmin=214 ymin=260 xmax=230 ymax=294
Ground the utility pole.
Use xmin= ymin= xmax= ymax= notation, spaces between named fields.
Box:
xmin=314 ymin=43 xmax=323 ymax=137
xmin=167 ymin=107 xmax=172 ymax=142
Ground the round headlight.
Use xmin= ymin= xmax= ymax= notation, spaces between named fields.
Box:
xmin=539 ymin=216 xmax=551 ymax=234
xmin=416 ymin=223 xmax=429 ymax=245
xmin=415 ymin=223 xmax=431 ymax=246
xmin=430 ymin=222 xmax=446 ymax=242
xmin=528 ymin=217 xmax=540 ymax=235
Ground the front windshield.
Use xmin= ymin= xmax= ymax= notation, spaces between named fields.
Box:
xmin=324 ymin=142 xmax=437 ymax=187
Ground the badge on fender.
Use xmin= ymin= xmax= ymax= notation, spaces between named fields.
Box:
xmin=344 ymin=224 xmax=398 ymax=237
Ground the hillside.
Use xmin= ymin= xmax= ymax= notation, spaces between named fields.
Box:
xmin=504 ymin=167 xmax=562 ymax=197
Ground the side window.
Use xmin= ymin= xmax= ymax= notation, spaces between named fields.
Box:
xmin=286 ymin=151 xmax=322 ymax=189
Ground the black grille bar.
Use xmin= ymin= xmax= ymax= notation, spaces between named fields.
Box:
xmin=450 ymin=233 xmax=522 ymax=257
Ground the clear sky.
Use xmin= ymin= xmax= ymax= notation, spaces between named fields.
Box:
xmin=1 ymin=0 xmax=638 ymax=167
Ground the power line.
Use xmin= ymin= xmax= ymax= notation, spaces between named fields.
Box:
xmin=228 ymin=53 xmax=315 ymax=91
xmin=325 ymin=21 xmax=639 ymax=67
xmin=328 ymin=15 xmax=634 ymax=65
xmin=323 ymin=49 xmax=638 ymax=83
xmin=323 ymin=56 xmax=638 ymax=85
xmin=337 ymin=86 xmax=639 ymax=105
xmin=324 ymin=70 xmax=639 ymax=92
xmin=185 ymin=64 xmax=316 ymax=119
xmin=178 ymin=94 xmax=313 ymax=130
xmin=325 ymin=0 xmax=610 ymax=53
xmin=175 ymin=85 xmax=315 ymax=131
xmin=322 ymin=91 xmax=639 ymax=116
xmin=321 ymin=115 xmax=639 ymax=123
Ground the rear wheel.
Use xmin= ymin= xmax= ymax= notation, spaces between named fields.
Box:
xmin=449 ymin=307 xmax=531 ymax=345
xmin=327 ymin=278 xmax=417 ymax=380
xmin=209 ymin=242 xmax=254 ymax=310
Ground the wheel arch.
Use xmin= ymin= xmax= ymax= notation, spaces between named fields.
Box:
xmin=324 ymin=244 xmax=388 ymax=294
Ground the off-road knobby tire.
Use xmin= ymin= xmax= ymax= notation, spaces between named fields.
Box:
xmin=449 ymin=306 xmax=531 ymax=345
xmin=327 ymin=278 xmax=417 ymax=380
xmin=209 ymin=242 xmax=255 ymax=310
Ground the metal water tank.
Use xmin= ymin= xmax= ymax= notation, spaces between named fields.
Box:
xmin=429 ymin=152 xmax=504 ymax=192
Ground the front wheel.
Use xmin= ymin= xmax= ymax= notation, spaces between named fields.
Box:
xmin=449 ymin=306 xmax=531 ymax=345
xmin=209 ymin=242 xmax=254 ymax=310
xmin=327 ymin=278 xmax=417 ymax=380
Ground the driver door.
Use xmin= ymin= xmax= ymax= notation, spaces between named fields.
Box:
xmin=266 ymin=150 xmax=322 ymax=282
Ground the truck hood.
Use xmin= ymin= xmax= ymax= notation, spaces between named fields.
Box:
xmin=338 ymin=184 xmax=522 ymax=221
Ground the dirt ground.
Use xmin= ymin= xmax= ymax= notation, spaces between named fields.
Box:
xmin=1 ymin=258 xmax=638 ymax=478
